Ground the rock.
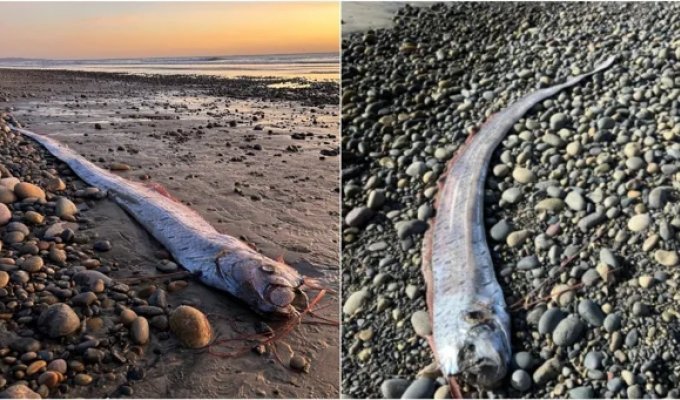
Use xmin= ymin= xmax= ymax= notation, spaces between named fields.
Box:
xmin=93 ymin=240 xmax=112 ymax=252
xmin=552 ymin=316 xmax=585 ymax=346
xmin=512 ymin=167 xmax=535 ymax=184
xmin=549 ymin=113 xmax=568 ymax=130
xmin=639 ymin=275 xmax=654 ymax=288
xmin=599 ymin=248 xmax=619 ymax=267
xmin=131 ymin=317 xmax=150 ymax=345
xmin=0 ymin=188 xmax=17 ymax=204
xmin=13 ymin=182 xmax=45 ymax=200
xmin=380 ymin=379 xmax=410 ymax=399
xmin=395 ymin=220 xmax=428 ymax=240
xmin=513 ymin=352 xmax=534 ymax=370
xmin=517 ymin=255 xmax=540 ymax=270
xmin=501 ymin=187 xmax=522 ymax=204
xmin=603 ymin=313 xmax=622 ymax=333
xmin=628 ymin=213 xmax=651 ymax=232
xmin=55 ymin=197 xmax=78 ymax=218
xmin=10 ymin=337 xmax=41 ymax=353
xmin=343 ymin=289 xmax=369 ymax=315
xmin=511 ymin=370 xmax=531 ymax=391
xmin=74 ymin=374 xmax=93 ymax=386
xmin=490 ymin=219 xmax=511 ymax=241
xmin=157 ymin=261 xmax=179 ymax=273
xmin=535 ymin=198 xmax=564 ymax=212
xmin=72 ymin=292 xmax=97 ymax=306
xmin=583 ymin=351 xmax=603 ymax=370
xmin=0 ymin=271 xmax=8 ymax=288
xmin=507 ymin=230 xmax=530 ymax=247
xmin=406 ymin=161 xmax=427 ymax=177
xmin=367 ymin=189 xmax=385 ymax=209
xmin=533 ymin=357 xmax=560 ymax=385
xmin=400 ymin=378 xmax=436 ymax=399
xmin=578 ymin=299 xmax=605 ymax=326
xmin=538 ymin=308 xmax=566 ymax=335
xmin=433 ymin=385 xmax=450 ymax=399
xmin=565 ymin=191 xmax=585 ymax=211
xmin=649 ymin=187 xmax=671 ymax=209
xmin=345 ymin=207 xmax=374 ymax=227
xmin=578 ymin=211 xmax=605 ymax=232
xmin=0 ymin=384 xmax=40 ymax=399
xmin=120 ymin=308 xmax=137 ymax=325
xmin=289 ymin=354 xmax=309 ymax=373
xmin=410 ymin=310 xmax=431 ymax=337
xmin=654 ymin=249 xmax=679 ymax=266
xmin=109 ymin=162 xmax=131 ymax=171
xmin=0 ymin=204 xmax=10 ymax=226
xmin=38 ymin=303 xmax=80 ymax=338
xmin=20 ymin=256 xmax=43 ymax=273
xmin=597 ymin=117 xmax=615 ymax=129
xmin=169 ymin=305 xmax=212 ymax=348
xmin=568 ymin=386 xmax=594 ymax=399
xmin=38 ymin=371 xmax=60 ymax=388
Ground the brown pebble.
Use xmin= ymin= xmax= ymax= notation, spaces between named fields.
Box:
xmin=120 ymin=309 xmax=137 ymax=325
xmin=68 ymin=360 xmax=84 ymax=373
xmin=26 ymin=360 xmax=46 ymax=376
xmin=23 ymin=211 xmax=44 ymax=225
xmin=0 ymin=188 xmax=17 ymax=204
xmin=0 ymin=271 xmax=8 ymax=288
xmin=167 ymin=280 xmax=188 ymax=292
xmin=20 ymin=256 xmax=43 ymax=273
xmin=130 ymin=317 xmax=150 ymax=345
xmin=38 ymin=371 xmax=60 ymax=388
xmin=90 ymin=279 xmax=105 ymax=293
xmin=74 ymin=373 xmax=92 ymax=386
xmin=0 ymin=384 xmax=41 ymax=399
xmin=13 ymin=182 xmax=45 ymax=200
xmin=169 ymin=305 xmax=212 ymax=348
xmin=289 ymin=354 xmax=310 ymax=373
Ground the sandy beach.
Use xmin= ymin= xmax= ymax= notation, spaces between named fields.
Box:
xmin=0 ymin=68 xmax=339 ymax=398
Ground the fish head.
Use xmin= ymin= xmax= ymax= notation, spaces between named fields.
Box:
xmin=436 ymin=304 xmax=511 ymax=388
xmin=219 ymin=253 xmax=304 ymax=318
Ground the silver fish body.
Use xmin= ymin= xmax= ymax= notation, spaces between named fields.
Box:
xmin=13 ymin=126 xmax=303 ymax=317
xmin=422 ymin=56 xmax=615 ymax=388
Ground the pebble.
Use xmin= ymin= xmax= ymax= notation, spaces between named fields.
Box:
xmin=511 ymin=369 xmax=531 ymax=391
xmin=654 ymin=249 xmax=679 ymax=266
xmin=74 ymin=373 xmax=93 ymax=386
xmin=410 ymin=310 xmax=431 ymax=337
xmin=628 ymin=213 xmax=651 ymax=232
xmin=131 ymin=317 xmax=150 ymax=345
xmin=568 ymin=386 xmax=594 ymax=399
xmin=380 ymin=379 xmax=410 ymax=399
xmin=343 ymin=289 xmax=369 ymax=315
xmin=512 ymin=167 xmax=535 ymax=184
xmin=506 ymin=230 xmax=530 ymax=247
xmin=13 ymin=182 xmax=45 ymax=200
xmin=289 ymin=354 xmax=310 ymax=373
xmin=55 ymin=197 xmax=77 ymax=218
xmin=535 ymin=198 xmax=564 ymax=212
xmin=552 ymin=316 xmax=585 ymax=346
xmin=501 ymin=187 xmax=522 ymax=204
xmin=0 ymin=271 xmax=8 ymax=288
xmin=603 ymin=313 xmax=622 ymax=333
xmin=538 ymin=308 xmax=566 ymax=335
xmin=578 ymin=299 xmax=605 ymax=326
xmin=564 ymin=191 xmax=585 ymax=211
xmin=0 ymin=204 xmax=10 ymax=226
xmin=169 ymin=305 xmax=212 ymax=348
xmin=400 ymin=378 xmax=436 ymax=399
xmin=533 ymin=357 xmax=560 ymax=385
xmin=490 ymin=219 xmax=511 ymax=241
xmin=583 ymin=351 xmax=603 ymax=370
xmin=345 ymin=207 xmax=374 ymax=227
xmin=0 ymin=384 xmax=41 ymax=399
xmin=38 ymin=303 xmax=80 ymax=338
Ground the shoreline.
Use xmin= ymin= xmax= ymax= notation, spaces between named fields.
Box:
xmin=0 ymin=67 xmax=339 ymax=107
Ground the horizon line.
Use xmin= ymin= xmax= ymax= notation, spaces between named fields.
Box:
xmin=0 ymin=51 xmax=339 ymax=63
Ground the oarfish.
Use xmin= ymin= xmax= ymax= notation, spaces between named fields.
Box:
xmin=422 ymin=56 xmax=615 ymax=389
xmin=12 ymin=125 xmax=306 ymax=318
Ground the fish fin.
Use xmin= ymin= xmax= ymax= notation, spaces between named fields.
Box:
xmin=145 ymin=182 xmax=179 ymax=202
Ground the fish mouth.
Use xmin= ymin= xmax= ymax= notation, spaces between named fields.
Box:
xmin=457 ymin=323 xmax=508 ymax=388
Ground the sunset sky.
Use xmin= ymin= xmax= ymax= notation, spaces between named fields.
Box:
xmin=0 ymin=2 xmax=339 ymax=59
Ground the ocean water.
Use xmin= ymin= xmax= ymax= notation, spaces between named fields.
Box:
xmin=0 ymin=53 xmax=339 ymax=81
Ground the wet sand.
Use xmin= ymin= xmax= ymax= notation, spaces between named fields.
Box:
xmin=0 ymin=69 xmax=339 ymax=398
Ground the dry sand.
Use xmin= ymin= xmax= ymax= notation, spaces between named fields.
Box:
xmin=0 ymin=69 xmax=339 ymax=398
